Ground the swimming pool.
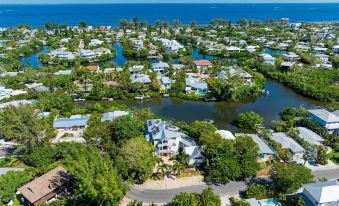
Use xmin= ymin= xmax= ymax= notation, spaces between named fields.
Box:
xmin=259 ymin=199 xmax=281 ymax=206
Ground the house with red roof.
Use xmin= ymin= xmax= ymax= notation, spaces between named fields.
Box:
xmin=194 ymin=60 xmax=212 ymax=73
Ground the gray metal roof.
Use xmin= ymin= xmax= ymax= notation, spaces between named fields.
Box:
xmin=235 ymin=133 xmax=275 ymax=155
xmin=0 ymin=167 xmax=24 ymax=176
xmin=53 ymin=115 xmax=89 ymax=128
xmin=297 ymin=127 xmax=324 ymax=146
xmin=308 ymin=109 xmax=339 ymax=123
xmin=303 ymin=180 xmax=339 ymax=204
xmin=271 ymin=132 xmax=305 ymax=153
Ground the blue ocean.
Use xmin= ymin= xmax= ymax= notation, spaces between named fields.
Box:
xmin=0 ymin=3 xmax=338 ymax=27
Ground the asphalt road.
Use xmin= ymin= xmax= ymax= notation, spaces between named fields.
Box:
xmin=126 ymin=169 xmax=339 ymax=203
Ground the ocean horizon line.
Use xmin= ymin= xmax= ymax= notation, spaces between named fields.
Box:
xmin=1 ymin=2 xmax=339 ymax=5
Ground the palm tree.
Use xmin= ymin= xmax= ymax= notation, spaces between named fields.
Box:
xmin=132 ymin=16 xmax=139 ymax=31
xmin=156 ymin=160 xmax=170 ymax=179
xmin=119 ymin=19 xmax=130 ymax=32
xmin=172 ymin=161 xmax=185 ymax=176
xmin=172 ymin=19 xmax=181 ymax=28
xmin=155 ymin=20 xmax=162 ymax=34
xmin=190 ymin=20 xmax=197 ymax=29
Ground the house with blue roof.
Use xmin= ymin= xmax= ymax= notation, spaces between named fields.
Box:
xmin=302 ymin=180 xmax=339 ymax=206
xmin=161 ymin=77 xmax=175 ymax=90
xmin=185 ymin=76 xmax=208 ymax=96
xmin=151 ymin=61 xmax=169 ymax=74
xmin=53 ymin=115 xmax=90 ymax=129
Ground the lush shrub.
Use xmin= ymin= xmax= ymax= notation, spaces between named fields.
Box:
xmin=236 ymin=111 xmax=264 ymax=129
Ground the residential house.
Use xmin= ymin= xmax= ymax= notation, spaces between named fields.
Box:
xmin=236 ymin=133 xmax=276 ymax=162
xmin=315 ymin=54 xmax=329 ymax=64
xmin=280 ymin=61 xmax=295 ymax=71
xmin=94 ymin=48 xmax=111 ymax=56
xmin=308 ymin=109 xmax=339 ymax=134
xmin=0 ymin=139 xmax=18 ymax=158
xmin=313 ymin=47 xmax=327 ymax=54
xmin=18 ymin=166 xmax=70 ymax=206
xmin=89 ymin=39 xmax=103 ymax=47
xmin=226 ymin=46 xmax=241 ymax=53
xmin=25 ymin=83 xmax=49 ymax=92
xmin=194 ymin=60 xmax=212 ymax=74
xmin=0 ymin=86 xmax=27 ymax=100
xmin=333 ymin=45 xmax=339 ymax=54
xmin=282 ymin=52 xmax=300 ymax=61
xmin=85 ymin=65 xmax=100 ymax=74
xmin=302 ymin=180 xmax=339 ymax=206
xmin=0 ymin=167 xmax=24 ymax=176
xmin=131 ymin=39 xmax=144 ymax=50
xmin=185 ymin=76 xmax=208 ymax=96
xmin=161 ymin=77 xmax=175 ymax=90
xmin=54 ymin=70 xmax=72 ymax=76
xmin=260 ymin=53 xmax=276 ymax=65
xmin=151 ymin=61 xmax=169 ymax=74
xmin=246 ymin=45 xmax=260 ymax=52
xmin=48 ymin=49 xmax=75 ymax=60
xmin=129 ymin=65 xmax=144 ymax=74
xmin=218 ymin=66 xmax=253 ymax=84
xmin=80 ymin=49 xmax=96 ymax=60
xmin=130 ymin=74 xmax=151 ymax=84
xmin=101 ymin=111 xmax=129 ymax=122
xmin=278 ymin=42 xmax=289 ymax=50
xmin=145 ymin=119 xmax=204 ymax=165
xmin=53 ymin=115 xmax=90 ymax=129
xmin=271 ymin=132 xmax=305 ymax=160
xmin=216 ymin=130 xmax=235 ymax=140
xmin=0 ymin=100 xmax=32 ymax=109
xmin=297 ymin=127 xmax=324 ymax=146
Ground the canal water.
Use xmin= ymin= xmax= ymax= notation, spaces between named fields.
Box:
xmin=20 ymin=47 xmax=48 ymax=68
xmin=115 ymin=79 xmax=326 ymax=132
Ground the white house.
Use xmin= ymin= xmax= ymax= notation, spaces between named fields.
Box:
xmin=313 ymin=47 xmax=327 ymax=54
xmin=308 ymin=109 xmax=339 ymax=134
xmin=303 ymin=180 xmax=339 ymax=206
xmin=94 ymin=48 xmax=111 ymax=56
xmin=297 ymin=127 xmax=324 ymax=146
xmin=216 ymin=130 xmax=235 ymax=140
xmin=260 ymin=53 xmax=276 ymax=65
xmin=282 ymin=52 xmax=300 ymax=61
xmin=89 ymin=39 xmax=103 ymax=47
xmin=80 ymin=49 xmax=96 ymax=60
xmin=151 ymin=61 xmax=169 ymax=74
xmin=271 ymin=132 xmax=305 ymax=160
xmin=161 ymin=76 xmax=175 ymax=90
xmin=145 ymin=119 xmax=204 ymax=165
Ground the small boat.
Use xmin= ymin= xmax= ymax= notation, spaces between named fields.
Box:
xmin=163 ymin=94 xmax=170 ymax=97
xmin=261 ymin=89 xmax=269 ymax=96
xmin=204 ymin=119 xmax=214 ymax=124
xmin=135 ymin=96 xmax=144 ymax=101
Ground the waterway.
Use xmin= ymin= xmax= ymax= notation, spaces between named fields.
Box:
xmin=115 ymin=79 xmax=326 ymax=132
xmin=20 ymin=47 xmax=48 ymax=68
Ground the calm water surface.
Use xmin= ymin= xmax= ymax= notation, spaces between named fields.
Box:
xmin=0 ymin=4 xmax=338 ymax=27
xmin=20 ymin=47 xmax=48 ymax=68
xmin=116 ymin=79 xmax=327 ymax=132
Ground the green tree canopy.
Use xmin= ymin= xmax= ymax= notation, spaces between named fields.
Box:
xmin=236 ymin=111 xmax=264 ymax=129
xmin=115 ymin=137 xmax=156 ymax=183
xmin=271 ymin=163 xmax=313 ymax=194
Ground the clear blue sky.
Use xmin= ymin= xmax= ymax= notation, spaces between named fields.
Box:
xmin=0 ymin=0 xmax=338 ymax=4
